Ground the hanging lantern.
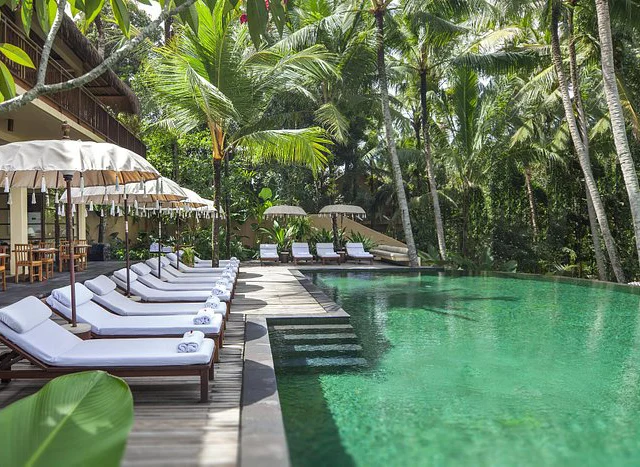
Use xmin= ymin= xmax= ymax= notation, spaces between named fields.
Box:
xmin=40 ymin=175 xmax=47 ymax=193
xmin=3 ymin=176 xmax=9 ymax=193
xmin=31 ymin=192 xmax=36 ymax=204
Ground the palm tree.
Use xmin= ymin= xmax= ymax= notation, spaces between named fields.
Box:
xmin=549 ymin=0 xmax=625 ymax=282
xmin=594 ymin=0 xmax=640 ymax=269
xmin=370 ymin=0 xmax=419 ymax=266
xmin=396 ymin=4 xmax=468 ymax=260
xmin=146 ymin=1 xmax=334 ymax=265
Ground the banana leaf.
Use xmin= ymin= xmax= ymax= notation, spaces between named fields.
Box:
xmin=0 ymin=371 xmax=134 ymax=467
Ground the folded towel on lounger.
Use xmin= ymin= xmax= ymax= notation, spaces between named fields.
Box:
xmin=177 ymin=330 xmax=205 ymax=353
xmin=211 ymin=285 xmax=228 ymax=296
xmin=206 ymin=296 xmax=221 ymax=307
xmin=193 ymin=308 xmax=216 ymax=325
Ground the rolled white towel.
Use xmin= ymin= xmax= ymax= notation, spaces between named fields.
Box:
xmin=211 ymin=286 xmax=227 ymax=296
xmin=215 ymin=280 xmax=231 ymax=291
xmin=193 ymin=308 xmax=216 ymax=325
xmin=177 ymin=330 xmax=205 ymax=353
xmin=230 ymin=256 xmax=238 ymax=261
xmin=206 ymin=295 xmax=221 ymax=307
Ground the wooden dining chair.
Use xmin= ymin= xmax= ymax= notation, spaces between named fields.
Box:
xmin=39 ymin=241 xmax=55 ymax=279
xmin=59 ymin=241 xmax=71 ymax=272
xmin=14 ymin=244 xmax=42 ymax=283
xmin=0 ymin=246 xmax=7 ymax=291
xmin=76 ymin=242 xmax=88 ymax=271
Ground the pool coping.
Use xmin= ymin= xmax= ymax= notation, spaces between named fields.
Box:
xmin=240 ymin=269 xmax=353 ymax=467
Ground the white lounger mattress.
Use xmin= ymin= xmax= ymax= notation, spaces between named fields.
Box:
xmin=94 ymin=291 xmax=226 ymax=317
xmin=47 ymin=297 xmax=223 ymax=337
xmin=112 ymin=275 xmax=222 ymax=302
xmin=0 ymin=319 xmax=214 ymax=366
xmin=138 ymin=273 xmax=220 ymax=291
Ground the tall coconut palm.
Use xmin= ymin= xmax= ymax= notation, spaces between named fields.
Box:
xmin=371 ymin=0 xmax=419 ymax=266
xmin=594 ymin=0 xmax=640 ymax=268
xmin=549 ymin=0 xmax=625 ymax=282
xmin=146 ymin=1 xmax=334 ymax=265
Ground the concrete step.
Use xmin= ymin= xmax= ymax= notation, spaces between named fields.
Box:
xmin=276 ymin=356 xmax=368 ymax=368
xmin=281 ymin=333 xmax=358 ymax=343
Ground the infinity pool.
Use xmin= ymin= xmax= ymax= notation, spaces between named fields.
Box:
xmin=272 ymin=272 xmax=640 ymax=466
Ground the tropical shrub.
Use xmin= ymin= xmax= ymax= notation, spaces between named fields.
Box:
xmin=0 ymin=371 xmax=133 ymax=466
xmin=180 ymin=247 xmax=196 ymax=266
xmin=347 ymin=231 xmax=378 ymax=251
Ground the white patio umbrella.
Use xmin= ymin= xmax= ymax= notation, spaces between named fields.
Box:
xmin=264 ymin=205 xmax=308 ymax=218
xmin=0 ymin=132 xmax=160 ymax=327
xmin=319 ymin=204 xmax=366 ymax=250
xmin=61 ymin=177 xmax=187 ymax=296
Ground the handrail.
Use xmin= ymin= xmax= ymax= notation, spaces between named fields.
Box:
xmin=0 ymin=16 xmax=146 ymax=157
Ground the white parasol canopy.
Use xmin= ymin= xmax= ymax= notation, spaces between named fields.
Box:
xmin=319 ymin=204 xmax=366 ymax=219
xmin=61 ymin=177 xmax=188 ymax=205
xmin=264 ymin=205 xmax=308 ymax=218
xmin=0 ymin=139 xmax=159 ymax=189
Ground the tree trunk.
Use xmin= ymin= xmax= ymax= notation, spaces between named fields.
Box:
xmin=420 ymin=70 xmax=447 ymax=260
xmin=212 ymin=158 xmax=222 ymax=267
xmin=524 ymin=166 xmax=538 ymax=240
xmin=550 ymin=1 xmax=625 ymax=282
xmin=567 ymin=7 xmax=607 ymax=281
xmin=594 ymin=0 xmax=640 ymax=268
xmin=95 ymin=15 xmax=105 ymax=59
xmin=224 ymin=151 xmax=231 ymax=258
xmin=171 ymin=138 xmax=179 ymax=182
xmin=164 ymin=16 xmax=173 ymax=44
xmin=586 ymin=185 xmax=608 ymax=281
xmin=460 ymin=187 xmax=469 ymax=257
xmin=373 ymin=9 xmax=419 ymax=267
xmin=98 ymin=212 xmax=106 ymax=244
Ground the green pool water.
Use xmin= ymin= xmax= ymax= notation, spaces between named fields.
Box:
xmin=272 ymin=272 xmax=640 ymax=466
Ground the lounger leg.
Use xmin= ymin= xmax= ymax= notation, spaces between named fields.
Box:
xmin=219 ymin=328 xmax=224 ymax=348
xmin=200 ymin=370 xmax=209 ymax=402
xmin=209 ymin=363 xmax=215 ymax=381
xmin=214 ymin=345 xmax=219 ymax=363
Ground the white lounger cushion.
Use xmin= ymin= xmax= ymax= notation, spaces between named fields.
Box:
xmin=114 ymin=268 xmax=138 ymax=283
xmin=146 ymin=258 xmax=232 ymax=282
xmin=47 ymin=295 xmax=223 ymax=337
xmin=138 ymin=272 xmax=220 ymax=292
xmin=0 ymin=316 xmax=215 ymax=365
xmin=346 ymin=242 xmax=374 ymax=258
xmin=93 ymin=290 xmax=226 ymax=317
xmin=111 ymin=274 xmax=221 ymax=302
xmin=316 ymin=243 xmax=339 ymax=258
xmin=84 ymin=275 xmax=117 ymax=296
xmin=0 ymin=296 xmax=52 ymax=333
xmin=131 ymin=262 xmax=153 ymax=276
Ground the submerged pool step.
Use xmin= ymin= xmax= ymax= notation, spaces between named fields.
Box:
xmin=273 ymin=324 xmax=353 ymax=331
xmin=276 ymin=356 xmax=368 ymax=368
xmin=276 ymin=343 xmax=363 ymax=358
xmin=281 ymin=333 xmax=358 ymax=343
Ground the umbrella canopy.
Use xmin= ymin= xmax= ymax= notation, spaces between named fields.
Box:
xmin=0 ymin=139 xmax=159 ymax=189
xmin=319 ymin=204 xmax=366 ymax=219
xmin=264 ymin=205 xmax=308 ymax=218
xmin=61 ymin=177 xmax=187 ymax=206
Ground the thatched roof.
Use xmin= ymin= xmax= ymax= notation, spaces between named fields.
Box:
xmin=319 ymin=204 xmax=366 ymax=218
xmin=264 ymin=205 xmax=308 ymax=218
xmin=58 ymin=15 xmax=140 ymax=114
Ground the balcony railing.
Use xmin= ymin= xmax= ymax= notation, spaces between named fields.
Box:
xmin=0 ymin=16 xmax=146 ymax=157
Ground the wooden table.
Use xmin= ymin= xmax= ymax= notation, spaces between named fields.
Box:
xmin=337 ymin=250 xmax=347 ymax=264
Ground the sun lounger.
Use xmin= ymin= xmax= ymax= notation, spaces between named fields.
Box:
xmin=316 ymin=243 xmax=340 ymax=264
xmin=346 ymin=242 xmax=374 ymax=264
xmin=291 ymin=242 xmax=314 ymax=265
xmin=0 ymin=297 xmax=215 ymax=402
xmin=185 ymin=252 xmax=240 ymax=269
xmin=147 ymin=258 xmax=237 ymax=284
xmin=111 ymin=270 xmax=231 ymax=314
xmin=46 ymin=284 xmax=224 ymax=356
xmin=150 ymin=242 xmax=173 ymax=253
xmin=260 ymin=244 xmax=279 ymax=265
xmin=166 ymin=253 xmax=230 ymax=274
xmin=84 ymin=275 xmax=228 ymax=319
xmin=131 ymin=263 xmax=232 ymax=293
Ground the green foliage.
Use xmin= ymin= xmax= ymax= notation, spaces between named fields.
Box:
xmin=180 ymin=246 xmax=196 ymax=266
xmin=0 ymin=371 xmax=133 ymax=467
xmin=259 ymin=220 xmax=296 ymax=251
xmin=347 ymin=231 xmax=378 ymax=251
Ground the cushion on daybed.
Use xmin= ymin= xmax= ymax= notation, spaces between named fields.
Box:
xmin=84 ymin=275 xmax=118 ymax=296
xmin=113 ymin=268 xmax=138 ymax=283
xmin=0 ymin=296 xmax=52 ymax=333
xmin=131 ymin=262 xmax=152 ymax=276
xmin=166 ymin=252 xmax=178 ymax=262
xmin=50 ymin=283 xmax=95 ymax=308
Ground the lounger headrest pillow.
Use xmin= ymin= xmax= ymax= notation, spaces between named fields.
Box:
xmin=160 ymin=257 xmax=170 ymax=266
xmin=84 ymin=275 xmax=117 ymax=296
xmin=166 ymin=252 xmax=177 ymax=261
xmin=131 ymin=263 xmax=152 ymax=276
xmin=0 ymin=296 xmax=51 ymax=333
xmin=50 ymin=283 xmax=94 ymax=308
xmin=114 ymin=268 xmax=138 ymax=283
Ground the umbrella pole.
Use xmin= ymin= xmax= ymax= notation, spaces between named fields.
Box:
xmin=124 ymin=197 xmax=130 ymax=297
xmin=64 ymin=174 xmax=76 ymax=327
xmin=332 ymin=214 xmax=339 ymax=251
xmin=158 ymin=216 xmax=162 ymax=278
xmin=176 ymin=215 xmax=180 ymax=270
